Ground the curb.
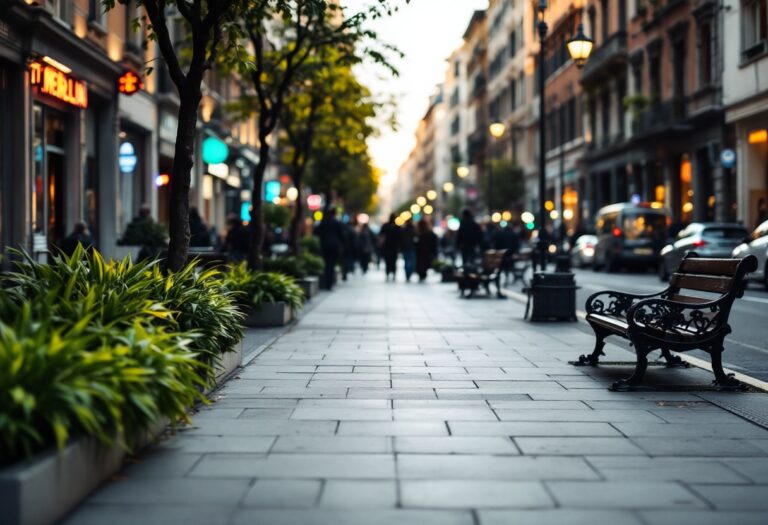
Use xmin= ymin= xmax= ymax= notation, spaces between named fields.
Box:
xmin=500 ymin=287 xmax=768 ymax=393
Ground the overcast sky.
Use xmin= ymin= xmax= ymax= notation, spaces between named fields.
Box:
xmin=348 ymin=0 xmax=488 ymax=187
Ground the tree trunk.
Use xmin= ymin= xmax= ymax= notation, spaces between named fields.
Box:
xmin=247 ymin=139 xmax=272 ymax=270
xmin=166 ymin=90 xmax=202 ymax=272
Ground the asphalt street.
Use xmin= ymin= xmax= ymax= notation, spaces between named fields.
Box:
xmin=569 ymin=267 xmax=768 ymax=382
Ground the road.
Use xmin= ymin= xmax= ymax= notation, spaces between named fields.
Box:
xmin=569 ymin=267 xmax=768 ymax=382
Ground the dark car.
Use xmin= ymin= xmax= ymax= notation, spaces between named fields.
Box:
xmin=659 ymin=222 xmax=749 ymax=281
xmin=592 ymin=203 xmax=670 ymax=272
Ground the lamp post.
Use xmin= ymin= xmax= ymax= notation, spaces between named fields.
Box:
xmin=535 ymin=2 xmax=593 ymax=270
xmin=488 ymin=121 xmax=506 ymax=218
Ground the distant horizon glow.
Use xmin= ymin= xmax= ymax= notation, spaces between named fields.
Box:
xmin=349 ymin=0 xmax=488 ymax=187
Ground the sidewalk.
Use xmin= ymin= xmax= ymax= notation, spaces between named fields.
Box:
xmin=65 ymin=270 xmax=768 ymax=525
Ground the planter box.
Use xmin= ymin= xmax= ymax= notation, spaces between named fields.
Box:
xmin=243 ymin=302 xmax=293 ymax=327
xmin=211 ymin=341 xmax=244 ymax=388
xmin=0 ymin=420 xmax=164 ymax=525
xmin=297 ymin=276 xmax=319 ymax=299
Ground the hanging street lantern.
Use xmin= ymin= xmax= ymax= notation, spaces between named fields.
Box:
xmin=566 ymin=23 xmax=594 ymax=68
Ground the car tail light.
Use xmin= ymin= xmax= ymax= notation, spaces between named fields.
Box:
xmin=692 ymin=239 xmax=707 ymax=248
xmin=612 ymin=227 xmax=622 ymax=237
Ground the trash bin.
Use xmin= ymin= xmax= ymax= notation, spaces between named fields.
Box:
xmin=524 ymin=272 xmax=578 ymax=322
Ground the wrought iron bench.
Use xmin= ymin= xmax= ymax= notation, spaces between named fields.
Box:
xmin=573 ymin=253 xmax=758 ymax=391
xmin=457 ymin=249 xmax=509 ymax=298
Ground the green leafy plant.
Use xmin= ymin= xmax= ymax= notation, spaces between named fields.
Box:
xmin=299 ymin=236 xmax=321 ymax=256
xmin=119 ymin=217 xmax=168 ymax=248
xmin=299 ymin=252 xmax=324 ymax=277
xmin=263 ymin=203 xmax=292 ymax=230
xmin=262 ymin=256 xmax=308 ymax=278
xmin=225 ymin=263 xmax=305 ymax=311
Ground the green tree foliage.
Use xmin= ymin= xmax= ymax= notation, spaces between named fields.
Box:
xmin=488 ymin=159 xmax=526 ymax=212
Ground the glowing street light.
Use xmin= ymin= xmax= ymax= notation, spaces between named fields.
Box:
xmin=416 ymin=196 xmax=427 ymax=207
xmin=423 ymin=204 xmax=434 ymax=215
xmin=426 ymin=189 xmax=438 ymax=201
xmin=489 ymin=121 xmax=506 ymax=139
xmin=443 ymin=182 xmax=455 ymax=193
xmin=491 ymin=212 xmax=502 ymax=223
xmin=286 ymin=187 xmax=299 ymax=201
xmin=521 ymin=211 xmax=535 ymax=224
xmin=410 ymin=204 xmax=421 ymax=214
xmin=566 ymin=23 xmax=594 ymax=68
xmin=456 ymin=166 xmax=470 ymax=178
xmin=502 ymin=211 xmax=512 ymax=221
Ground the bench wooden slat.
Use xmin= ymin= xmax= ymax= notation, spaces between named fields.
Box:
xmin=669 ymin=273 xmax=734 ymax=294
xmin=668 ymin=294 xmax=711 ymax=305
xmin=678 ymin=258 xmax=741 ymax=277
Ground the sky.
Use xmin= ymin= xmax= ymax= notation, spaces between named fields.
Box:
xmin=346 ymin=0 xmax=488 ymax=187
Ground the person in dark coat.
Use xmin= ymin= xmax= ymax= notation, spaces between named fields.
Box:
xmin=456 ymin=209 xmax=483 ymax=266
xmin=315 ymin=208 xmax=344 ymax=290
xmin=378 ymin=213 xmax=401 ymax=281
xmin=401 ymin=219 xmax=417 ymax=282
xmin=416 ymin=218 xmax=438 ymax=282
xmin=60 ymin=222 xmax=94 ymax=257
xmin=341 ymin=219 xmax=358 ymax=281
xmin=224 ymin=213 xmax=251 ymax=262
xmin=189 ymin=207 xmax=211 ymax=247
xmin=358 ymin=223 xmax=376 ymax=274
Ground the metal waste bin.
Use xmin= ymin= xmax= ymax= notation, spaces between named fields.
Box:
xmin=524 ymin=272 xmax=578 ymax=322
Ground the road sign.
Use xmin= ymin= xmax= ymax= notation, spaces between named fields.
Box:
xmin=720 ymin=148 xmax=736 ymax=168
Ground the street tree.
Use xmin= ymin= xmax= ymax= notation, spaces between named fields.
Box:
xmin=232 ymin=0 xmax=404 ymax=269
xmin=104 ymin=0 xmax=245 ymax=271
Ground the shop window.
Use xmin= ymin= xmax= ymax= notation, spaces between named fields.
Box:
xmin=680 ymin=154 xmax=693 ymax=224
xmin=742 ymin=0 xmax=768 ymax=61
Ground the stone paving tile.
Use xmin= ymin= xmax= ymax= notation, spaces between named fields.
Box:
xmin=235 ymin=408 xmax=295 ymax=419
xmin=586 ymin=456 xmax=750 ymax=483
xmin=448 ymin=421 xmax=621 ymax=437
xmin=87 ymin=477 xmax=251 ymax=505
xmin=397 ymin=455 xmax=598 ymax=480
xmin=271 ymin=436 xmax=393 ymax=454
xmin=631 ymin=437 xmax=768 ymax=457
xmin=393 ymin=408 xmax=498 ymax=421
xmin=63 ymin=505 xmax=236 ymax=525
xmin=477 ymin=509 xmax=644 ymax=525
xmin=181 ymin=419 xmax=337 ymax=436
xmin=155 ymin=435 xmax=276 ymax=454
xmin=190 ymin=453 xmax=396 ymax=479
xmin=290 ymin=407 xmax=393 ymax=420
xmin=615 ymin=422 xmax=768 ymax=438
xmin=515 ymin=437 xmax=646 ymax=456
xmin=337 ymin=421 xmax=449 ymax=436
xmin=721 ymin=458 xmax=768 ymax=483
xmin=546 ymin=481 xmax=706 ymax=509
xmin=394 ymin=436 xmax=519 ymax=454
xmin=639 ymin=510 xmax=768 ymax=525
xmin=495 ymin=409 xmax=663 ymax=422
xmin=400 ymin=480 xmax=553 ymax=509
xmin=119 ymin=451 xmax=202 ymax=477
xmin=689 ymin=485 xmax=768 ymax=510
xmin=230 ymin=509 xmax=474 ymax=525
xmin=297 ymin=399 xmax=390 ymax=408
xmin=242 ymin=479 xmax=322 ymax=508
xmin=319 ymin=480 xmax=398 ymax=508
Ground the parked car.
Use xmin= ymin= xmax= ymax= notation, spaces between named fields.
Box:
xmin=732 ymin=219 xmax=768 ymax=289
xmin=592 ymin=203 xmax=670 ymax=272
xmin=570 ymin=234 xmax=597 ymax=268
xmin=659 ymin=223 xmax=749 ymax=281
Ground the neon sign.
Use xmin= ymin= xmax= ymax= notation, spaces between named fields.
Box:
xmin=118 ymin=70 xmax=144 ymax=95
xmin=30 ymin=60 xmax=88 ymax=109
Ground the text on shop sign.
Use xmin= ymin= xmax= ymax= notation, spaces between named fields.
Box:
xmin=30 ymin=61 xmax=88 ymax=109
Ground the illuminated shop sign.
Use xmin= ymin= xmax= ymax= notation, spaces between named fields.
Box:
xmin=29 ymin=60 xmax=88 ymax=109
xmin=118 ymin=70 xmax=144 ymax=95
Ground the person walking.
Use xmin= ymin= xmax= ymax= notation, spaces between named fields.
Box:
xmin=315 ymin=208 xmax=344 ymax=290
xmin=341 ymin=218 xmax=358 ymax=281
xmin=456 ymin=209 xmax=483 ymax=267
xmin=416 ymin=218 xmax=438 ymax=282
xmin=401 ymin=219 xmax=417 ymax=282
xmin=189 ymin=207 xmax=211 ymax=248
xmin=224 ymin=213 xmax=251 ymax=263
xmin=378 ymin=213 xmax=401 ymax=281
xmin=358 ymin=223 xmax=376 ymax=274
xmin=60 ymin=221 xmax=95 ymax=257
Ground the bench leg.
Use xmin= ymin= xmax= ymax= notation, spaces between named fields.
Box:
xmin=571 ymin=323 xmax=607 ymax=366
xmin=710 ymin=343 xmax=745 ymax=391
xmin=661 ymin=348 xmax=689 ymax=368
xmin=611 ymin=346 xmax=651 ymax=391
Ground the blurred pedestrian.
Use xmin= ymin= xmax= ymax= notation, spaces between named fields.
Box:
xmin=456 ymin=209 xmax=483 ymax=267
xmin=315 ymin=208 xmax=344 ymax=290
xmin=341 ymin=218 xmax=358 ymax=281
xmin=60 ymin=221 xmax=94 ymax=257
xmin=224 ymin=213 xmax=251 ymax=262
xmin=416 ymin=218 xmax=438 ymax=282
xmin=358 ymin=222 xmax=376 ymax=274
xmin=401 ymin=219 xmax=417 ymax=282
xmin=379 ymin=213 xmax=401 ymax=281
xmin=189 ymin=207 xmax=211 ymax=247
xmin=441 ymin=229 xmax=457 ymax=263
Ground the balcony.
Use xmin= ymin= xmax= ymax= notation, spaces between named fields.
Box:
xmin=630 ymin=98 xmax=688 ymax=137
xmin=581 ymin=31 xmax=628 ymax=85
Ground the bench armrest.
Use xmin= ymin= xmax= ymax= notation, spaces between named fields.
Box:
xmin=626 ymin=296 xmax=729 ymax=339
xmin=585 ymin=290 xmax=666 ymax=318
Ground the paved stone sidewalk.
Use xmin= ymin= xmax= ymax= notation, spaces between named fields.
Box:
xmin=65 ymin=271 xmax=768 ymax=525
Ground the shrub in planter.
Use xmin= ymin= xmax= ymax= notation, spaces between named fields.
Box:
xmin=262 ymin=256 xmax=308 ymax=279
xmin=0 ymin=303 xmax=204 ymax=466
xmin=299 ymin=252 xmax=324 ymax=278
xmin=225 ymin=264 xmax=305 ymax=311
xmin=299 ymin=236 xmax=321 ymax=256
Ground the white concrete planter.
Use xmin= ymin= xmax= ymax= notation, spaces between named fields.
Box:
xmin=210 ymin=342 xmax=244 ymax=389
xmin=0 ymin=421 xmax=164 ymax=525
xmin=297 ymin=276 xmax=319 ymax=300
xmin=109 ymin=244 xmax=142 ymax=262
xmin=243 ymin=302 xmax=293 ymax=327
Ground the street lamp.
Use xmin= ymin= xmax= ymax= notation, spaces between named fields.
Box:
xmin=488 ymin=120 xmax=506 ymax=217
xmin=443 ymin=181 xmax=454 ymax=193
xmin=456 ymin=166 xmax=470 ymax=179
xmin=566 ymin=23 xmax=594 ymax=68
xmin=536 ymin=0 xmax=549 ymax=271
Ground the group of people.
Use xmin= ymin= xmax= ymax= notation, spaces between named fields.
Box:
xmin=314 ymin=209 xmax=379 ymax=290
xmin=378 ymin=213 xmax=438 ymax=282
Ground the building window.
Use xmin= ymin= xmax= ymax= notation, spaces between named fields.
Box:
xmin=588 ymin=7 xmax=597 ymax=44
xmin=510 ymin=78 xmax=517 ymax=110
xmin=601 ymin=89 xmax=611 ymax=143
xmin=619 ymin=0 xmax=627 ymax=31
xmin=617 ymin=78 xmax=626 ymax=138
xmin=741 ymin=0 xmax=768 ymax=60
xmin=509 ymin=29 xmax=517 ymax=57
xmin=649 ymin=50 xmax=662 ymax=101
xmin=519 ymin=71 xmax=525 ymax=103
xmin=698 ymin=22 xmax=713 ymax=87
xmin=451 ymin=116 xmax=460 ymax=136
xmin=600 ymin=0 xmax=609 ymax=42
xmin=450 ymin=88 xmax=459 ymax=108
xmin=88 ymin=0 xmax=106 ymax=26
xmin=46 ymin=0 xmax=67 ymax=20
xmin=632 ymin=57 xmax=644 ymax=95
xmin=454 ymin=60 xmax=461 ymax=77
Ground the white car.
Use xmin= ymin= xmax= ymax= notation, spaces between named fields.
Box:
xmin=732 ymin=219 xmax=768 ymax=289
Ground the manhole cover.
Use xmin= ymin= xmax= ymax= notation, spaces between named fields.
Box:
xmin=698 ymin=393 xmax=768 ymax=430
